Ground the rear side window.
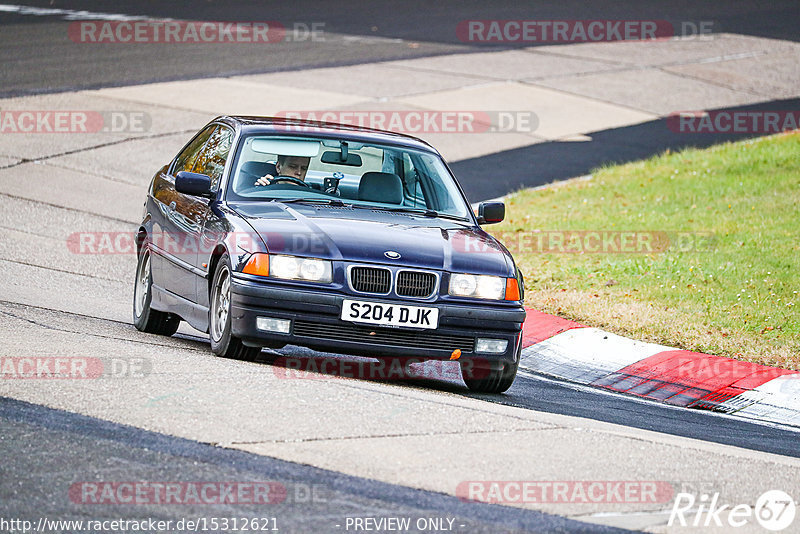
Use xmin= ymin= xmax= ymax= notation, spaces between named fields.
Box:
xmin=172 ymin=125 xmax=216 ymax=175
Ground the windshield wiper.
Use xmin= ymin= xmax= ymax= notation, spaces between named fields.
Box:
xmin=270 ymin=197 xmax=348 ymax=206
xmin=372 ymin=206 xmax=468 ymax=221
xmin=270 ymin=199 xmax=467 ymax=220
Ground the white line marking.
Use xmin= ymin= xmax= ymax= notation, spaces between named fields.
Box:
xmin=696 ymin=51 xmax=764 ymax=64
xmin=517 ymin=368 xmax=800 ymax=433
xmin=0 ymin=3 xmax=168 ymax=21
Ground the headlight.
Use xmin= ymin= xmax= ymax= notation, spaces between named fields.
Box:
xmin=271 ymin=255 xmax=332 ymax=283
xmin=242 ymin=253 xmax=332 ymax=283
xmin=449 ymin=273 xmax=505 ymax=300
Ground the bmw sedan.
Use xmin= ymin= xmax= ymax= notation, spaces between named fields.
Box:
xmin=134 ymin=116 xmax=526 ymax=393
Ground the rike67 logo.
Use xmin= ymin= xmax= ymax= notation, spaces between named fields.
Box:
xmin=669 ymin=490 xmax=796 ymax=531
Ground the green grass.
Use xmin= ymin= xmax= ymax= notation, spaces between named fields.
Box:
xmin=492 ymin=131 xmax=800 ymax=369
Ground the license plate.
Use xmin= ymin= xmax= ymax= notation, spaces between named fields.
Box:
xmin=341 ymin=299 xmax=439 ymax=329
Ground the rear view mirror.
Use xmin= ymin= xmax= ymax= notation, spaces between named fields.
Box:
xmin=477 ymin=202 xmax=505 ymax=224
xmin=175 ymin=171 xmax=214 ymax=198
xmin=321 ymin=151 xmax=362 ymax=166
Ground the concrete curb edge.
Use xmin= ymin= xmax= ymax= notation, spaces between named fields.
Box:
xmin=519 ymin=308 xmax=800 ymax=428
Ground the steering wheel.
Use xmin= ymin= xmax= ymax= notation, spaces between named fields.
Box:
xmin=269 ymin=175 xmax=312 ymax=188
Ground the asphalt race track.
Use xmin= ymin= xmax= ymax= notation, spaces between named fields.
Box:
xmin=2 ymin=397 xmax=627 ymax=534
xmin=1 ymin=2 xmax=799 ymax=533
xmin=2 ymin=0 xmax=799 ymax=97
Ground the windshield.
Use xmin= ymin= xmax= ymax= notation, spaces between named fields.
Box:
xmin=226 ymin=135 xmax=472 ymax=219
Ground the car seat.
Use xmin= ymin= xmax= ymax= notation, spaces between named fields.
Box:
xmin=240 ymin=161 xmax=278 ymax=183
xmin=358 ymin=172 xmax=403 ymax=204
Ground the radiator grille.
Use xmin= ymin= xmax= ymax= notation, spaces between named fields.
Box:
xmin=349 ymin=266 xmax=391 ymax=294
xmin=396 ymin=271 xmax=437 ymax=297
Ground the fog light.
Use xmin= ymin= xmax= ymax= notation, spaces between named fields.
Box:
xmin=475 ymin=338 xmax=508 ymax=354
xmin=256 ymin=317 xmax=291 ymax=334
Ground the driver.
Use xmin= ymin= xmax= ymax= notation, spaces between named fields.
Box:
xmin=255 ymin=155 xmax=310 ymax=186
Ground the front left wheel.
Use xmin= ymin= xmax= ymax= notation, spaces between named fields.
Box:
xmin=460 ymin=340 xmax=521 ymax=394
xmin=209 ymin=253 xmax=261 ymax=361
xmin=133 ymin=246 xmax=180 ymax=336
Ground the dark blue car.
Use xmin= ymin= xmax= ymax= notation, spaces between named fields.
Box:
xmin=134 ymin=116 xmax=525 ymax=392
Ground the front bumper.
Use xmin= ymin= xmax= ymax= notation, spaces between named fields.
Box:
xmin=230 ymin=276 xmax=526 ymax=363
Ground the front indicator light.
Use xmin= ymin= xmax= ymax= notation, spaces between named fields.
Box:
xmin=475 ymin=338 xmax=508 ymax=354
xmin=242 ymin=253 xmax=269 ymax=276
xmin=505 ymin=278 xmax=521 ymax=301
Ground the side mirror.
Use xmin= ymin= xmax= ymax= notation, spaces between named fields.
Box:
xmin=175 ymin=171 xmax=214 ymax=198
xmin=477 ymin=201 xmax=505 ymax=224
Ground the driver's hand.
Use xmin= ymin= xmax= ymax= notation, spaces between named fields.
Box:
xmin=255 ymin=174 xmax=274 ymax=186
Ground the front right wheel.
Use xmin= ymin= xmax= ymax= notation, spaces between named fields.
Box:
xmin=209 ymin=253 xmax=261 ymax=361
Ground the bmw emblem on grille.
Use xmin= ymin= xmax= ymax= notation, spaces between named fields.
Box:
xmin=384 ymin=250 xmax=401 ymax=259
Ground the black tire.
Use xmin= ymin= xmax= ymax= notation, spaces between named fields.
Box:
xmin=209 ymin=253 xmax=261 ymax=361
xmin=133 ymin=246 xmax=180 ymax=336
xmin=460 ymin=343 xmax=520 ymax=394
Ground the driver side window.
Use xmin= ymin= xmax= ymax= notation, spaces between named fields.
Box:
xmin=172 ymin=125 xmax=216 ymax=175
xmin=192 ymin=125 xmax=234 ymax=189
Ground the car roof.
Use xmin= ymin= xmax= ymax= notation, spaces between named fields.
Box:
xmin=216 ymin=115 xmax=439 ymax=154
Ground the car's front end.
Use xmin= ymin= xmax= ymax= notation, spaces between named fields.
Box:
xmin=226 ymin=205 xmax=526 ymax=365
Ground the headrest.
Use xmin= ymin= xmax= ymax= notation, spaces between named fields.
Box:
xmin=241 ymin=161 xmax=278 ymax=178
xmin=358 ymin=172 xmax=403 ymax=204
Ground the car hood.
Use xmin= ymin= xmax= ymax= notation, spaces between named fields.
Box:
xmin=230 ymin=202 xmax=512 ymax=275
